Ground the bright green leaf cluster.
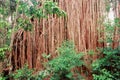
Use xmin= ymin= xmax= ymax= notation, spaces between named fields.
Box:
xmin=0 ymin=20 xmax=10 ymax=29
xmin=114 ymin=18 xmax=120 ymax=27
xmin=0 ymin=46 xmax=9 ymax=61
xmin=93 ymin=69 xmax=113 ymax=80
xmin=43 ymin=0 xmax=66 ymax=17
xmin=0 ymin=77 xmax=6 ymax=80
xmin=12 ymin=64 xmax=33 ymax=80
xmin=16 ymin=18 xmax=32 ymax=31
xmin=92 ymin=46 xmax=120 ymax=80
xmin=15 ymin=0 xmax=66 ymax=31
xmin=45 ymin=41 xmax=84 ymax=80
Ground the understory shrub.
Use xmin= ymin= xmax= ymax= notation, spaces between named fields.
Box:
xmin=92 ymin=46 xmax=120 ymax=80
xmin=37 ymin=41 xmax=85 ymax=80
xmin=0 ymin=46 xmax=9 ymax=61
xmin=0 ymin=74 xmax=6 ymax=80
xmin=12 ymin=64 xmax=33 ymax=80
xmin=93 ymin=69 xmax=113 ymax=80
xmin=0 ymin=77 xmax=5 ymax=80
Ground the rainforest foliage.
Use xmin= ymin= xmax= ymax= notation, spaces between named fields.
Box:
xmin=0 ymin=0 xmax=120 ymax=80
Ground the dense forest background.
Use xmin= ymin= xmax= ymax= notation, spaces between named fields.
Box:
xmin=0 ymin=0 xmax=120 ymax=80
